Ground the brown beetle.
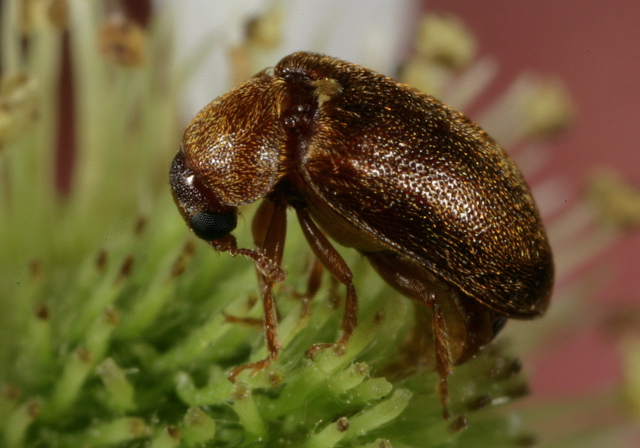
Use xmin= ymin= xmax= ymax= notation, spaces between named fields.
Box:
xmin=170 ymin=52 xmax=553 ymax=415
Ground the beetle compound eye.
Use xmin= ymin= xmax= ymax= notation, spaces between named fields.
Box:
xmin=190 ymin=211 xmax=237 ymax=241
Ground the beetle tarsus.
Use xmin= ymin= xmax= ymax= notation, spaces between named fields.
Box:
xmin=227 ymin=352 xmax=279 ymax=383
xmin=212 ymin=237 xmax=286 ymax=284
xmin=227 ymin=281 xmax=282 ymax=383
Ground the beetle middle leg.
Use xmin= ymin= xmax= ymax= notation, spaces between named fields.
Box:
xmin=295 ymin=207 xmax=358 ymax=355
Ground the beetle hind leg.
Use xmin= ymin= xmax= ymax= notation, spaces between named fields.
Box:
xmin=365 ymin=251 xmax=461 ymax=418
xmin=431 ymin=302 xmax=453 ymax=419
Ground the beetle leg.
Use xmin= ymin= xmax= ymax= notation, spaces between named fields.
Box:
xmin=282 ymin=256 xmax=322 ymax=325
xmin=295 ymin=207 xmax=358 ymax=354
xmin=255 ymin=198 xmax=288 ymax=360
xmin=254 ymin=199 xmax=288 ymax=266
xmin=272 ymin=254 xmax=324 ymax=303
xmin=431 ymin=301 xmax=453 ymax=419
xmin=249 ymin=199 xmax=287 ymax=295
xmin=365 ymin=251 xmax=456 ymax=418
xmin=211 ymin=235 xmax=285 ymax=285
xmin=303 ymin=256 xmax=324 ymax=299
xmin=225 ymin=199 xmax=288 ymax=382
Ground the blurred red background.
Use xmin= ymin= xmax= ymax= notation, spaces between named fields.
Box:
xmin=424 ymin=0 xmax=640 ymax=399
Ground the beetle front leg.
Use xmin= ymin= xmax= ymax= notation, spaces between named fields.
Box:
xmin=225 ymin=199 xmax=288 ymax=382
xmin=295 ymin=207 xmax=358 ymax=355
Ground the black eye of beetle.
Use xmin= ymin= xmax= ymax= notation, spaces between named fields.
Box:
xmin=190 ymin=211 xmax=237 ymax=241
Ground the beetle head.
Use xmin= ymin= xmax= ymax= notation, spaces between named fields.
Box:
xmin=170 ymin=73 xmax=288 ymax=242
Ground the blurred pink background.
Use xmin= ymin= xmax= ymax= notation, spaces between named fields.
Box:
xmin=425 ymin=0 xmax=640 ymax=399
